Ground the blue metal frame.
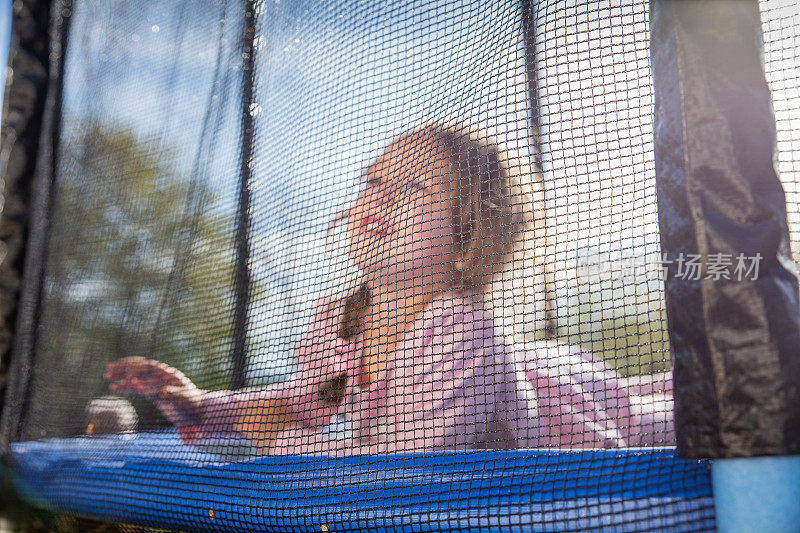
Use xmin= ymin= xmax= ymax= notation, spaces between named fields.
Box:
xmin=712 ymin=456 xmax=800 ymax=533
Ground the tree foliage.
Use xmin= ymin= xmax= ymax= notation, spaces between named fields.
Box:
xmin=25 ymin=119 xmax=244 ymax=437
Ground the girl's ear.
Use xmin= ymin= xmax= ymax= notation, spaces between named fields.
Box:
xmin=451 ymin=248 xmax=480 ymax=290
xmin=453 ymin=248 xmax=473 ymax=272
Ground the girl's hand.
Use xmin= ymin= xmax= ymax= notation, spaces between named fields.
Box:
xmin=103 ymin=357 xmax=204 ymax=431
xmin=297 ymin=297 xmax=363 ymax=379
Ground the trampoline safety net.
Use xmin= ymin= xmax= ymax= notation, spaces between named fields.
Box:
xmin=1 ymin=0 xmax=798 ymax=531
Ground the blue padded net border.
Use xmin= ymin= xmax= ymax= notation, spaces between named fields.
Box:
xmin=9 ymin=430 xmax=715 ymax=532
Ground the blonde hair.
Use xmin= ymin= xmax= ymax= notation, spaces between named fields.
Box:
xmin=331 ymin=122 xmax=535 ymax=338
xmin=413 ymin=122 xmax=531 ymax=289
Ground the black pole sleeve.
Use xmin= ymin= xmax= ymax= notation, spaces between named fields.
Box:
xmin=0 ymin=0 xmax=71 ymax=456
xmin=651 ymin=0 xmax=800 ymax=458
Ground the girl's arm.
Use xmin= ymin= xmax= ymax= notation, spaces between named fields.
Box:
xmin=516 ymin=340 xmax=630 ymax=447
xmin=105 ymin=296 xmax=361 ymax=448
xmin=194 ymin=296 xmax=362 ymax=449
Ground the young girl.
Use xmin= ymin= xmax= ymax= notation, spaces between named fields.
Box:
xmin=104 ymin=123 xmax=674 ymax=454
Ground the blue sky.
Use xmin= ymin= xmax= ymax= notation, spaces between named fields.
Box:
xmin=9 ymin=0 xmax=798 ymax=384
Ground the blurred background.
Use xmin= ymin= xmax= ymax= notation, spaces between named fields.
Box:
xmin=0 ymin=0 xmax=798 ymax=531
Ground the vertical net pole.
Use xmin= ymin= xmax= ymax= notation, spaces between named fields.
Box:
xmin=520 ymin=0 xmax=557 ymax=339
xmin=230 ymin=0 xmax=258 ymax=390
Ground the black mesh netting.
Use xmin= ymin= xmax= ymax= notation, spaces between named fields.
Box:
xmin=1 ymin=0 xmax=798 ymax=531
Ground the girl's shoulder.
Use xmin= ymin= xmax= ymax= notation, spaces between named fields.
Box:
xmin=395 ymin=290 xmax=505 ymax=378
xmin=426 ymin=288 xmax=490 ymax=314
xmin=415 ymin=289 xmax=495 ymax=341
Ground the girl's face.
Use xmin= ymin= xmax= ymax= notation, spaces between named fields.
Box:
xmin=346 ymin=134 xmax=464 ymax=291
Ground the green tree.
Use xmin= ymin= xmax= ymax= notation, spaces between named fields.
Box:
xmin=22 ymin=119 xmax=247 ymax=438
xmin=553 ymin=270 xmax=672 ymax=378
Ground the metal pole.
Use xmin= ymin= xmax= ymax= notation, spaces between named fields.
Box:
xmin=230 ymin=0 xmax=257 ymax=390
xmin=521 ymin=0 xmax=557 ymax=339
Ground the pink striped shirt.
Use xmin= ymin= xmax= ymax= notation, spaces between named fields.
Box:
xmin=198 ymin=290 xmax=674 ymax=454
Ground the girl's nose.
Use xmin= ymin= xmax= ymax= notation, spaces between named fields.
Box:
xmin=346 ymin=195 xmax=364 ymax=221
xmin=350 ymin=185 xmax=387 ymax=220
